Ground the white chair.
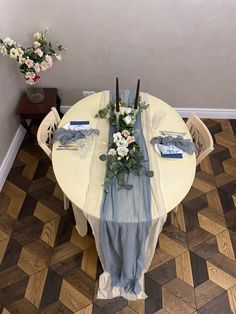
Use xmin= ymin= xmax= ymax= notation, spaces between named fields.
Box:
xmin=173 ymin=114 xmax=214 ymax=214
xmin=37 ymin=107 xmax=70 ymax=210
xmin=186 ymin=113 xmax=214 ymax=165
xmin=37 ymin=107 xmax=88 ymax=236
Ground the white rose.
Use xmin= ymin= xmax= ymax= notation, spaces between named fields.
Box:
xmin=124 ymin=107 xmax=133 ymax=115
xmin=45 ymin=55 xmax=53 ymax=68
xmin=33 ymin=41 xmax=41 ymax=49
xmin=18 ymin=57 xmax=26 ymax=65
xmin=127 ymin=136 xmax=135 ymax=144
xmin=34 ymin=63 xmax=41 ymax=73
xmin=25 ymin=58 xmax=34 ymax=68
xmin=34 ymin=32 xmax=42 ymax=41
xmin=0 ymin=45 xmax=7 ymax=55
xmin=108 ymin=149 xmax=117 ymax=156
xmin=25 ymin=72 xmax=36 ymax=79
xmin=116 ymin=139 xmax=128 ymax=148
xmin=117 ymin=146 xmax=129 ymax=158
xmin=9 ymin=48 xmax=18 ymax=59
xmin=25 ymin=78 xmax=35 ymax=85
xmin=35 ymin=48 xmax=43 ymax=57
xmin=3 ymin=37 xmax=15 ymax=46
xmin=121 ymin=130 xmax=130 ymax=137
xmin=124 ymin=115 xmax=133 ymax=125
xmin=40 ymin=61 xmax=49 ymax=71
xmin=113 ymin=132 xmax=122 ymax=143
xmin=16 ymin=47 xmax=24 ymax=56
xmin=45 ymin=55 xmax=52 ymax=63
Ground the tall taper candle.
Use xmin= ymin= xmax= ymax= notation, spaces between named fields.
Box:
xmin=134 ymin=78 xmax=140 ymax=109
xmin=116 ymin=77 xmax=120 ymax=112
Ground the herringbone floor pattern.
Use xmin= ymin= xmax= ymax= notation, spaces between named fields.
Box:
xmin=0 ymin=119 xmax=236 ymax=314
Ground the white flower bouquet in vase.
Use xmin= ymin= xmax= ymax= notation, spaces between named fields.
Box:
xmin=0 ymin=28 xmax=66 ymax=103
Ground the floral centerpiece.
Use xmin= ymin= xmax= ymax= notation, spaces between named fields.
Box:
xmin=0 ymin=28 xmax=66 ymax=102
xmin=96 ymin=95 xmax=154 ymax=192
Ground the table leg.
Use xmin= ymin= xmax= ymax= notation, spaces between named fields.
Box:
xmin=20 ymin=118 xmax=33 ymax=139
xmin=71 ymin=203 xmax=88 ymax=237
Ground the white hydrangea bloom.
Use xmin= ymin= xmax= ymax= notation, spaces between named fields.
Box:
xmin=117 ymin=146 xmax=129 ymax=157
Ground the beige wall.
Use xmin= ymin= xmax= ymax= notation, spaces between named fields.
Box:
xmin=0 ymin=0 xmax=23 ymax=164
xmin=1 ymin=0 xmax=236 ymax=164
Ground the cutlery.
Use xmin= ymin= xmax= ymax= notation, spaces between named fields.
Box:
xmin=58 ymin=145 xmax=77 ymax=147
xmin=160 ymin=130 xmax=186 ymax=136
xmin=56 ymin=147 xmax=78 ymax=151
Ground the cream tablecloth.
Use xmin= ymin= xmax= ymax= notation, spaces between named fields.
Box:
xmin=52 ymin=91 xmax=196 ymax=300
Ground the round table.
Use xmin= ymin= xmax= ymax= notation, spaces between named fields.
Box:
xmin=52 ymin=91 xmax=196 ymax=224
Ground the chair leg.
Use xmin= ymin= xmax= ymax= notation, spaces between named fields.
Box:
xmin=71 ymin=203 xmax=88 ymax=237
xmin=63 ymin=194 xmax=70 ymax=210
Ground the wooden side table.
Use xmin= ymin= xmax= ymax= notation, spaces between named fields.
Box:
xmin=16 ymin=88 xmax=62 ymax=137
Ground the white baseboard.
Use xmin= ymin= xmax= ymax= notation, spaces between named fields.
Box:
xmin=0 ymin=125 xmax=26 ymax=191
xmin=61 ymin=105 xmax=236 ymax=119
xmin=175 ymin=108 xmax=236 ymax=119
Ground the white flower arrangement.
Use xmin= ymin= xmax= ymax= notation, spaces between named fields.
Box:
xmin=0 ymin=28 xmax=66 ymax=85
xmin=96 ymin=100 xmax=153 ymax=191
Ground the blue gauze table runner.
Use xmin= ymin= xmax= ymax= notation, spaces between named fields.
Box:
xmin=99 ymin=90 xmax=152 ymax=294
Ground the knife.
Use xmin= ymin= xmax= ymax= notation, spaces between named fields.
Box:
xmin=160 ymin=130 xmax=186 ymax=136
xmin=56 ymin=147 xmax=78 ymax=151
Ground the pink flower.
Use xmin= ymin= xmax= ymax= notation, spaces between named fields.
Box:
xmin=127 ymin=136 xmax=135 ymax=144
xmin=122 ymin=130 xmax=130 ymax=138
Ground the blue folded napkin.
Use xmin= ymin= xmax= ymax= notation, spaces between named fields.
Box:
xmin=160 ymin=152 xmax=183 ymax=159
xmin=70 ymin=121 xmax=90 ymax=125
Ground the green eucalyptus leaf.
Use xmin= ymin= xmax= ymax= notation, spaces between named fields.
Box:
xmin=99 ymin=154 xmax=107 ymax=161
xmin=124 ymin=184 xmax=133 ymax=190
xmin=146 ymin=170 xmax=154 ymax=177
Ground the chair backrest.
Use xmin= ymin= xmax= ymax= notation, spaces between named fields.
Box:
xmin=186 ymin=114 xmax=214 ymax=165
xmin=37 ymin=107 xmax=61 ymax=160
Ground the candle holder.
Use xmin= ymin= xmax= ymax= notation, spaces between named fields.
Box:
xmin=115 ymin=111 xmax=120 ymax=131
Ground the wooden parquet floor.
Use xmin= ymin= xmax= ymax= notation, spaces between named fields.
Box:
xmin=0 ymin=119 xmax=236 ymax=314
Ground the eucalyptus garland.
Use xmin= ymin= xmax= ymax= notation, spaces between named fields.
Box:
xmin=96 ymin=98 xmax=154 ymax=192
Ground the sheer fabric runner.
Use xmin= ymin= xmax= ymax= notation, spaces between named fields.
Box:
xmin=84 ymin=91 xmax=167 ymax=300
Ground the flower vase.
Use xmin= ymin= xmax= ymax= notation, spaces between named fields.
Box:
xmin=26 ymin=84 xmax=44 ymax=103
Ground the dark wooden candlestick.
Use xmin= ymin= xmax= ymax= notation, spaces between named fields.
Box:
xmin=134 ymin=78 xmax=140 ymax=109
xmin=116 ymin=77 xmax=120 ymax=112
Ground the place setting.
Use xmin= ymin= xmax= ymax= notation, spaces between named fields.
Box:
xmin=53 ymin=118 xmax=99 ymax=154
